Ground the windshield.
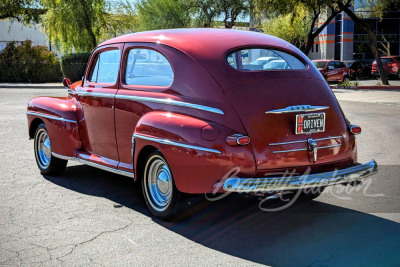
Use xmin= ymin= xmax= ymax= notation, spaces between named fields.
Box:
xmin=227 ymin=48 xmax=306 ymax=71
xmin=312 ymin=61 xmax=328 ymax=69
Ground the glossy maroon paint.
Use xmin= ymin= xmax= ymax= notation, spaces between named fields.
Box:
xmin=27 ymin=28 xmax=358 ymax=194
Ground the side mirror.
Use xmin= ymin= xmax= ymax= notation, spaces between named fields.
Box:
xmin=62 ymin=78 xmax=71 ymax=88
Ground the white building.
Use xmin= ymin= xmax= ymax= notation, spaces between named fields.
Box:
xmin=0 ymin=19 xmax=60 ymax=56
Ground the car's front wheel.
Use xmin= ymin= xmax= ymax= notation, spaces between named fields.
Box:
xmin=34 ymin=123 xmax=67 ymax=175
xmin=142 ymin=151 xmax=179 ymax=219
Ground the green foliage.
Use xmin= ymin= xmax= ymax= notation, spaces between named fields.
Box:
xmin=0 ymin=41 xmax=62 ymax=83
xmin=135 ymin=0 xmax=191 ymax=31
xmin=262 ymin=6 xmax=311 ymax=49
xmin=0 ymin=0 xmax=44 ymax=24
xmin=60 ymin=53 xmax=91 ymax=82
xmin=41 ymin=0 xmax=137 ymax=54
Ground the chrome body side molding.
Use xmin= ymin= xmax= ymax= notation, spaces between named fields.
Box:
xmin=133 ymin=133 xmax=222 ymax=154
xmin=52 ymin=152 xmax=134 ymax=178
xmin=76 ymin=91 xmax=224 ymax=114
xmin=265 ymin=105 xmax=329 ymax=114
xmin=77 ymin=91 xmax=115 ymax=99
xmin=116 ymin=95 xmax=224 ymax=115
xmin=27 ymin=111 xmax=77 ymax=124
xmin=223 ymin=160 xmax=378 ymax=192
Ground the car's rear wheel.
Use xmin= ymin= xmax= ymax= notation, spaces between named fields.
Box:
xmin=142 ymin=151 xmax=179 ymax=219
xmin=34 ymin=123 xmax=67 ymax=175
xmin=342 ymin=76 xmax=350 ymax=83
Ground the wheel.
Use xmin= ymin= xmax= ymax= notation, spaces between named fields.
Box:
xmin=142 ymin=151 xmax=179 ymax=219
xmin=342 ymin=76 xmax=350 ymax=83
xmin=34 ymin=123 xmax=67 ymax=175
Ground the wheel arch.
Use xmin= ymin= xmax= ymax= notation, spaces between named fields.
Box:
xmin=29 ymin=118 xmax=44 ymax=139
xmin=135 ymin=145 xmax=159 ymax=183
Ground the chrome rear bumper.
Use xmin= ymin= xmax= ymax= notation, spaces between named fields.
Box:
xmin=223 ymin=160 xmax=378 ymax=193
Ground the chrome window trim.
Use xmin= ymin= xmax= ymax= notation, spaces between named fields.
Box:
xmin=116 ymin=95 xmax=224 ymax=115
xmin=133 ymin=133 xmax=222 ymax=154
xmin=27 ymin=111 xmax=77 ymax=124
xmin=265 ymin=105 xmax=329 ymax=114
xmin=52 ymin=152 xmax=134 ymax=178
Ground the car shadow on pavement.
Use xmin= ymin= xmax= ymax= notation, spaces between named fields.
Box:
xmin=45 ymin=164 xmax=400 ymax=267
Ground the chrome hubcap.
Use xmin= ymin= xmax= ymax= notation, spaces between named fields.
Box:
xmin=36 ymin=129 xmax=51 ymax=169
xmin=146 ymin=157 xmax=173 ymax=212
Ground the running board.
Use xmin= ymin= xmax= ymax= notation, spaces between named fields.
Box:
xmin=52 ymin=152 xmax=134 ymax=178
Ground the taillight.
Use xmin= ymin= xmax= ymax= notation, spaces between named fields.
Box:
xmin=226 ymin=134 xmax=250 ymax=146
xmin=349 ymin=124 xmax=361 ymax=135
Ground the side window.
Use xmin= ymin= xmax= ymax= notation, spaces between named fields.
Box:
xmin=328 ymin=61 xmax=335 ymax=69
xmin=334 ymin=61 xmax=342 ymax=69
xmin=88 ymin=49 xmax=120 ymax=84
xmin=125 ymin=48 xmax=173 ymax=87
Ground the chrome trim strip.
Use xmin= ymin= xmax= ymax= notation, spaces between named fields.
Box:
xmin=273 ymin=148 xmax=307 ymax=154
xmin=272 ymin=144 xmax=341 ymax=154
xmin=133 ymin=133 xmax=221 ymax=154
xmin=52 ymin=152 xmax=134 ymax=178
xmin=316 ymin=144 xmax=342 ymax=150
xmin=78 ymin=91 xmax=115 ymax=98
xmin=116 ymin=95 xmax=224 ymax=115
xmin=269 ymin=136 xmax=341 ymax=146
xmin=266 ymin=105 xmax=329 ymax=114
xmin=27 ymin=111 xmax=77 ymax=124
xmin=223 ymin=160 xmax=378 ymax=192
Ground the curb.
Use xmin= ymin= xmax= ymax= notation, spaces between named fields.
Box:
xmin=331 ymin=85 xmax=400 ymax=90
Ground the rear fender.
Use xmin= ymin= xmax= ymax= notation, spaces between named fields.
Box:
xmin=27 ymin=97 xmax=80 ymax=157
xmin=133 ymin=111 xmax=256 ymax=193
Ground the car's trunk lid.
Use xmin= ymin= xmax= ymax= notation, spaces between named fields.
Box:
xmin=225 ymin=77 xmax=353 ymax=170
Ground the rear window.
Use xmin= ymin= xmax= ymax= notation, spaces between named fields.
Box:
xmin=227 ymin=48 xmax=307 ymax=71
xmin=312 ymin=61 xmax=328 ymax=69
xmin=382 ymin=58 xmax=393 ymax=63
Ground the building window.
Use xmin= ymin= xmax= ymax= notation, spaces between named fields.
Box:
xmin=316 ymin=44 xmax=319 ymax=53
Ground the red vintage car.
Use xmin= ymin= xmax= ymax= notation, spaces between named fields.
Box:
xmin=27 ymin=29 xmax=377 ymax=219
xmin=312 ymin=59 xmax=350 ymax=83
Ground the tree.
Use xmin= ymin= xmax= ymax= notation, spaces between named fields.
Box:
xmin=135 ymin=0 xmax=191 ymax=31
xmin=335 ymin=0 xmax=392 ymax=85
xmin=220 ymin=0 xmax=250 ymax=28
xmin=0 ymin=0 xmax=44 ymax=24
xmin=261 ymin=5 xmax=311 ymax=49
xmin=254 ymin=0 xmax=352 ymax=55
xmin=191 ymin=0 xmax=221 ymax=27
xmin=190 ymin=0 xmax=249 ymax=28
xmin=41 ymin=0 xmax=136 ymax=54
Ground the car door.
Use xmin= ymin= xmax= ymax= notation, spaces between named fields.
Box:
xmin=326 ymin=61 xmax=336 ymax=81
xmin=114 ymin=44 xmax=175 ymax=172
xmin=77 ymin=44 xmax=123 ymax=166
xmin=334 ymin=61 xmax=344 ymax=81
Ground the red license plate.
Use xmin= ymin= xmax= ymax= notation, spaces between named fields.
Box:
xmin=296 ymin=113 xmax=325 ymax=134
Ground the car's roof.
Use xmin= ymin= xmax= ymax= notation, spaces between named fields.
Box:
xmin=99 ymin=28 xmax=296 ymax=56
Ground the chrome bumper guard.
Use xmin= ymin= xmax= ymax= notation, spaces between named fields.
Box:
xmin=223 ymin=160 xmax=378 ymax=193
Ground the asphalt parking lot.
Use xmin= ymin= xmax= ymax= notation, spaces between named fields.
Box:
xmin=1 ymin=88 xmax=400 ymax=266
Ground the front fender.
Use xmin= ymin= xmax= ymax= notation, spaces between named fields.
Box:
xmin=27 ymin=97 xmax=80 ymax=157
xmin=133 ymin=111 xmax=256 ymax=193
